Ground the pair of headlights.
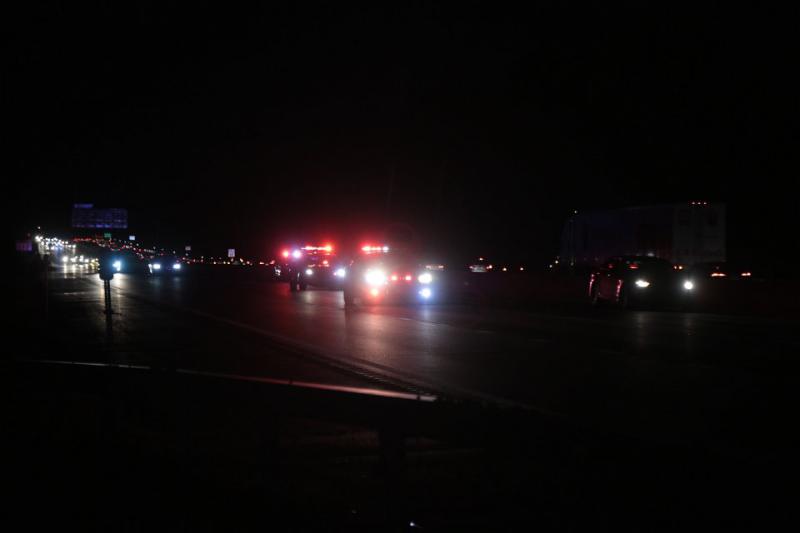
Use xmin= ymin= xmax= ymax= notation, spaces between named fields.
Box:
xmin=150 ymin=262 xmax=181 ymax=271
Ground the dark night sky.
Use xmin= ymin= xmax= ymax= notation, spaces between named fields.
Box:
xmin=8 ymin=3 xmax=798 ymax=264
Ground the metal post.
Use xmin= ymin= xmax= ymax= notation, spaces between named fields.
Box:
xmin=103 ymin=278 xmax=114 ymax=349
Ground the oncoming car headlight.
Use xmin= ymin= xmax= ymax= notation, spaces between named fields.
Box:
xmin=418 ymin=272 xmax=433 ymax=284
xmin=365 ymin=269 xmax=387 ymax=286
xmin=683 ymin=280 xmax=694 ymax=291
xmin=635 ymin=279 xmax=650 ymax=288
xmin=172 ymin=263 xmax=181 ymax=270
xmin=152 ymin=263 xmax=162 ymax=270
xmin=334 ymin=268 xmax=346 ymax=278
xmin=305 ymin=268 xmax=313 ymax=276
xmin=112 ymin=260 xmax=122 ymax=272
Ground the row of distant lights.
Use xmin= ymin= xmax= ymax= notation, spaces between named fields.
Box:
xmin=61 ymin=255 xmax=98 ymax=265
xmin=35 ymin=236 xmax=77 ymax=252
xmin=473 ymin=257 xmax=527 ymax=272
xmin=46 ymin=236 xmax=261 ymax=266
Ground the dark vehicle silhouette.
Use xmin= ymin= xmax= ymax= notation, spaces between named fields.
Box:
xmin=283 ymin=245 xmax=346 ymax=292
xmin=589 ymin=256 xmax=695 ymax=309
xmin=147 ymin=255 xmax=184 ymax=275
xmin=102 ymin=249 xmax=149 ymax=275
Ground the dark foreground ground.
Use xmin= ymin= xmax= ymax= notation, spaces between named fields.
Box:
xmin=5 ymin=256 xmax=798 ymax=531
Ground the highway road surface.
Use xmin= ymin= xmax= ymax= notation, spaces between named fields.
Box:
xmin=41 ymin=267 xmax=800 ymax=455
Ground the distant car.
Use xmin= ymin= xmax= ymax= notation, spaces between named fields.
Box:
xmin=343 ymin=248 xmax=436 ymax=307
xmin=148 ymin=255 xmax=184 ymax=275
xmin=589 ymin=256 xmax=694 ymax=309
xmin=103 ymin=250 xmax=149 ymax=275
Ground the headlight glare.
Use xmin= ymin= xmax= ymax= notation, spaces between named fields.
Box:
xmin=365 ymin=269 xmax=387 ymax=286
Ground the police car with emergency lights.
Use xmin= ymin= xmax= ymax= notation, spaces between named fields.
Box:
xmin=342 ymin=245 xmax=436 ymax=307
xmin=281 ymin=244 xmax=347 ymax=291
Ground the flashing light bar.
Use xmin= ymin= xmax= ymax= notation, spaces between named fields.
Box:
xmin=302 ymin=245 xmax=334 ymax=252
xmin=361 ymin=245 xmax=390 ymax=253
